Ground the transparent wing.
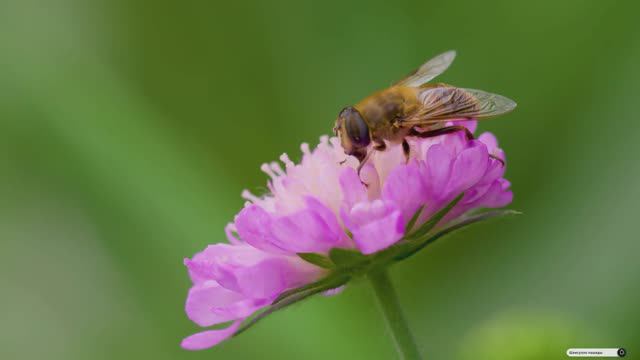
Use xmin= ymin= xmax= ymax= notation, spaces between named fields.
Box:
xmin=400 ymin=86 xmax=517 ymax=125
xmin=394 ymin=50 xmax=457 ymax=88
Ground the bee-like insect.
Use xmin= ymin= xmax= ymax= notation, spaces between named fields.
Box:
xmin=333 ymin=50 xmax=516 ymax=174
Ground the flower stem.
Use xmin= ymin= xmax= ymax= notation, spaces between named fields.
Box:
xmin=368 ymin=269 xmax=422 ymax=360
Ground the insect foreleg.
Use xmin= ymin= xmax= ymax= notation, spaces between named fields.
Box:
xmin=356 ymin=151 xmax=373 ymax=187
xmin=373 ymin=141 xmax=386 ymax=151
xmin=402 ymin=140 xmax=410 ymax=163
xmin=355 ymin=139 xmax=387 ymax=186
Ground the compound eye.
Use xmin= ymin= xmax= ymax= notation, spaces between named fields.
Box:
xmin=342 ymin=107 xmax=371 ymax=147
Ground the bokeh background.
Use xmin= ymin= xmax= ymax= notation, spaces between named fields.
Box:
xmin=1 ymin=0 xmax=639 ymax=359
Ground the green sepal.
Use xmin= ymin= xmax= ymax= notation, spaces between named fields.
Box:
xmin=272 ymin=273 xmax=345 ymax=305
xmin=233 ymin=273 xmax=350 ymax=337
xmin=405 ymin=193 xmax=463 ymax=241
xmin=404 ymin=205 xmax=424 ymax=235
xmin=329 ymin=248 xmax=368 ymax=268
xmin=394 ymin=209 xmax=520 ymax=261
xmin=297 ymin=252 xmax=334 ymax=269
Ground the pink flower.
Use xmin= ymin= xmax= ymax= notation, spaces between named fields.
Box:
xmin=181 ymin=121 xmax=512 ymax=350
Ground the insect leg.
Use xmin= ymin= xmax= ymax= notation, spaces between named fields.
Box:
xmin=356 ymin=139 xmax=386 ymax=186
xmin=409 ymin=125 xmax=474 ymax=140
xmin=356 ymin=150 xmax=374 ymax=187
xmin=402 ymin=140 xmax=410 ymax=163
xmin=489 ymin=154 xmax=505 ymax=167
xmin=373 ymin=141 xmax=386 ymax=151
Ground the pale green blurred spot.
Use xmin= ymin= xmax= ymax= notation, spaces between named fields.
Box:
xmin=458 ymin=309 xmax=579 ymax=360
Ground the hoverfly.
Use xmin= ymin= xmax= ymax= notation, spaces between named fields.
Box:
xmin=333 ymin=50 xmax=516 ymax=174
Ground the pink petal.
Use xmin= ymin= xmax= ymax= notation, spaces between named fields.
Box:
xmin=212 ymin=298 xmax=270 ymax=319
xmin=447 ymin=141 xmax=489 ymax=194
xmin=476 ymin=179 xmax=513 ymax=208
xmin=478 ymin=132 xmax=507 ymax=164
xmin=423 ymin=144 xmax=453 ymax=198
xmin=440 ymin=128 xmax=469 ymax=154
xmin=339 ymin=167 xmax=368 ymax=209
xmin=271 ymin=197 xmax=348 ymax=253
xmin=185 ymin=280 xmax=245 ymax=327
xmin=184 ymin=257 xmax=214 ymax=285
xmin=185 ymin=244 xmax=264 ymax=288
xmin=304 ymin=197 xmax=349 ymax=245
xmin=181 ymin=320 xmax=242 ymax=351
xmin=186 ymin=243 xmax=320 ymax=299
xmin=382 ymin=162 xmax=427 ymax=220
xmin=478 ymin=132 xmax=498 ymax=152
xmin=345 ymin=200 xmax=405 ymax=254
xmin=234 ymin=205 xmax=286 ymax=254
xmin=234 ymin=258 xmax=294 ymax=299
xmin=482 ymin=156 xmax=506 ymax=184
xmin=360 ymin=162 xmax=382 ymax=199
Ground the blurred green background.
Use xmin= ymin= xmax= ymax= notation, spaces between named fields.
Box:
xmin=1 ymin=0 xmax=639 ymax=359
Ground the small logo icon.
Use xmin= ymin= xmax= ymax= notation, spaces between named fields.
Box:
xmin=617 ymin=348 xmax=626 ymax=357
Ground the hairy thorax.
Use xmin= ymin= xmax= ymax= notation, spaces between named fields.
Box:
xmin=354 ymin=86 xmax=422 ymax=144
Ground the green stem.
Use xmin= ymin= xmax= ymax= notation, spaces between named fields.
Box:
xmin=368 ymin=269 xmax=422 ymax=360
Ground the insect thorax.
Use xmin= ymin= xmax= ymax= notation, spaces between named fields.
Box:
xmin=355 ymin=87 xmax=420 ymax=142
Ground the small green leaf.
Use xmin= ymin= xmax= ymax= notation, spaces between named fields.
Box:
xmin=404 ymin=205 xmax=424 ymax=235
xmin=405 ymin=193 xmax=464 ymax=240
xmin=297 ymin=252 xmax=333 ymax=269
xmin=233 ymin=274 xmax=350 ymax=337
xmin=272 ymin=274 xmax=343 ymax=305
xmin=395 ymin=209 xmax=520 ymax=261
xmin=329 ymin=248 xmax=367 ymax=267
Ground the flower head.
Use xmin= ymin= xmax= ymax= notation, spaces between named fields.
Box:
xmin=181 ymin=121 xmax=512 ymax=350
